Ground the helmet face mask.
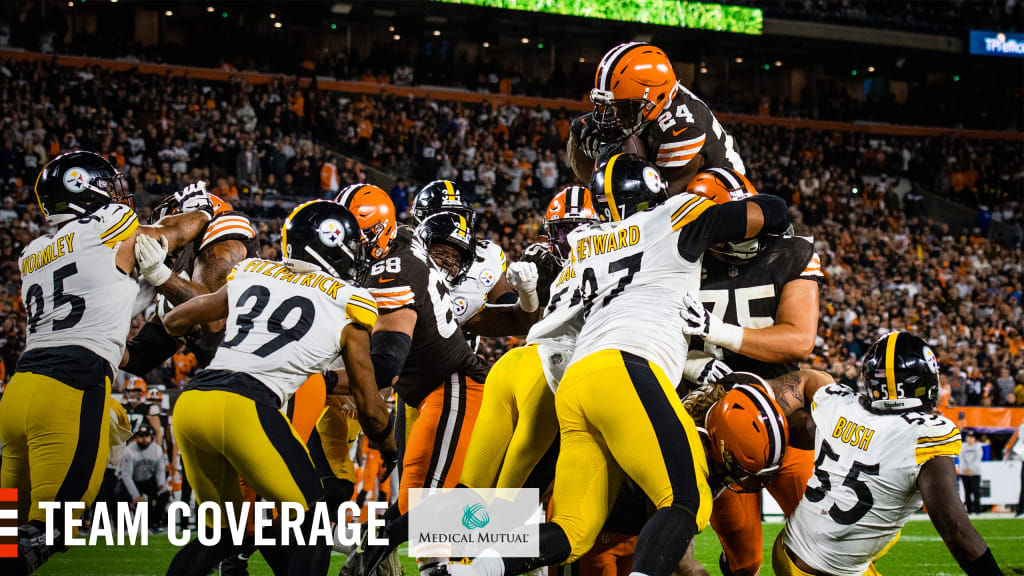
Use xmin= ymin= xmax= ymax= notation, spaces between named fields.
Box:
xmin=590 ymin=92 xmax=654 ymax=144
xmin=544 ymin=185 xmax=599 ymax=263
xmin=335 ymin=183 xmax=397 ymax=260
xmin=592 ymin=42 xmax=678 ymax=144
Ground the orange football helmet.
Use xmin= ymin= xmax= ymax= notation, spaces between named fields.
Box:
xmin=544 ymin=185 xmax=599 ymax=262
xmin=209 ymin=193 xmax=232 ymax=216
xmin=705 ymin=374 xmax=788 ymax=493
xmin=125 ymin=376 xmax=147 ymax=395
xmin=591 ymin=42 xmax=679 ymax=142
xmin=145 ymin=388 xmax=163 ymax=403
xmin=335 ymin=183 xmax=397 ymax=260
xmin=686 ymin=168 xmax=765 ymax=264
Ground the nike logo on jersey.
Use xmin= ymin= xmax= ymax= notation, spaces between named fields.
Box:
xmin=378 ymin=277 xmax=395 ymax=283
xmin=672 ymin=127 xmax=689 ymax=137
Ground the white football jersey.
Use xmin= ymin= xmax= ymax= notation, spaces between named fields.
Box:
xmin=208 ymin=258 xmax=379 ymax=406
xmin=570 ymin=192 xmax=716 ymax=386
xmin=784 ymin=383 xmax=961 ymax=575
xmin=452 ymin=240 xmax=506 ymax=326
xmin=19 ymin=203 xmax=141 ymax=371
xmin=527 ymin=257 xmax=584 ymax=392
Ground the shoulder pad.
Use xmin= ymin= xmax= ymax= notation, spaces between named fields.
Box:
xmin=913 ymin=413 xmax=961 ymax=465
xmin=93 ymin=204 xmax=140 ymax=248
xmin=346 ymin=288 xmax=380 ymax=331
xmin=668 ymin=193 xmax=715 ymax=232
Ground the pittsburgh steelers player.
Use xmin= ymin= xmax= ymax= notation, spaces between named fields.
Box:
xmin=461 ymin=153 xmax=790 ymax=576
xmin=569 ymin=42 xmax=744 ymax=194
xmin=161 ymin=200 xmax=395 ymax=576
xmin=678 ymin=167 xmax=823 ymax=576
xmin=0 ymin=151 xmax=215 ymax=575
xmin=334 ymin=185 xmax=500 ymax=575
xmin=771 ymin=332 xmax=1002 ymax=576
xmin=410 ymin=180 xmax=541 ymax=337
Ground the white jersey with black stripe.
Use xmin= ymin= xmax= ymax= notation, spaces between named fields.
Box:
xmin=783 ymin=383 xmax=961 ymax=575
xmin=18 ymin=203 xmax=142 ymax=370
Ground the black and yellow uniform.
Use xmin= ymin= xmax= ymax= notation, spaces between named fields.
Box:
xmin=1 ymin=203 xmax=140 ymax=529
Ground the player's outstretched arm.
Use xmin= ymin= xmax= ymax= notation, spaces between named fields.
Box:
xmin=160 ymin=239 xmax=248 ymax=306
xmin=462 ymin=264 xmax=542 ymax=337
xmin=162 ymin=285 xmax=229 ymax=337
xmin=115 ymin=210 xmax=210 ymax=276
xmin=768 ymin=369 xmax=834 ymax=416
xmin=919 ymin=456 xmax=1003 ymax=576
xmin=369 ymin=308 xmax=416 ymax=390
xmin=338 ymin=323 xmax=396 ymax=453
xmin=676 ymin=194 xmax=790 ymax=262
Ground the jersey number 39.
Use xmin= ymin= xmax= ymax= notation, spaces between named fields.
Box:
xmin=221 ymin=285 xmax=316 ymax=357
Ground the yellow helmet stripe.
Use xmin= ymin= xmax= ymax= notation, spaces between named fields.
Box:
xmin=604 ymin=154 xmax=622 ymax=222
xmin=457 ymin=214 xmax=468 ymax=237
xmin=33 ymin=165 xmax=47 ymax=217
xmin=281 ymin=199 xmax=321 ymax=258
xmin=444 ymin=180 xmax=457 ymax=202
xmin=884 ymin=331 xmax=900 ymax=400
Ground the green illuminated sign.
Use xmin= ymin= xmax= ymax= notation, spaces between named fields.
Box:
xmin=431 ymin=0 xmax=762 ymax=35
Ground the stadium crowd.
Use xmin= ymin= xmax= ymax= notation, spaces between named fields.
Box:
xmin=0 ymin=58 xmax=1022 ymax=406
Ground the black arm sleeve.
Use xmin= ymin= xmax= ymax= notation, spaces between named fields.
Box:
xmin=676 ymin=194 xmax=791 ymax=262
xmin=370 ymin=331 xmax=412 ymax=390
xmin=123 ymin=320 xmax=179 ymax=376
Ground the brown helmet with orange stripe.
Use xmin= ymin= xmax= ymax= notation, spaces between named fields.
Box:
xmin=544 ymin=185 xmax=599 ymax=263
xmin=334 ymin=183 xmax=397 ymax=260
xmin=591 ymin=42 xmax=680 ymax=143
xmin=687 ymin=167 xmax=771 ymax=264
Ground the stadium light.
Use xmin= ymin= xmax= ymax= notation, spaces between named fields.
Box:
xmin=207 ymin=6 xmax=215 ymax=12
xmin=67 ymin=1 xmax=73 ymax=6
xmin=735 ymin=57 xmax=743 ymax=63
xmin=388 ymin=25 xmax=395 ymax=31
xmin=270 ymin=13 xmax=276 ymax=19
xmin=954 ymin=75 xmax=960 ymax=82
xmin=867 ymin=66 xmax=875 ymax=72
xmin=851 ymin=69 xmax=858 ymax=76
xmin=579 ymin=57 xmax=585 ymax=63
xmin=274 ymin=22 xmax=282 ymax=28
xmin=222 ymin=11 xmax=228 ymax=18
xmin=331 ymin=23 xmax=337 ymax=30
xmin=482 ymin=42 xmax=490 ymax=48
xmin=393 ymin=34 xmax=401 ymax=40
xmin=165 ymin=10 xmax=173 ymax=16
xmin=762 ymin=63 xmax=770 ymax=70
xmin=521 ymin=37 xmax=529 ymax=44
xmin=433 ymin=30 xmax=441 ymax=36
xmin=110 ymin=0 xmax=118 ymax=3
xmin=537 ymin=42 xmax=544 ymax=49
xmin=774 ymin=60 xmax=782 ymax=66
xmin=700 ymin=67 xmax=708 ymax=74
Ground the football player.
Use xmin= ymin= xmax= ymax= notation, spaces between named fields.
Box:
xmin=465 ymin=153 xmax=789 ymax=576
xmin=410 ymin=179 xmax=541 ymax=337
xmin=771 ymin=332 xmax=1002 ymax=576
xmin=161 ymin=200 xmax=395 ymax=576
xmin=123 ymin=376 xmax=163 ymax=441
xmin=121 ymin=185 xmax=258 ymax=373
xmin=569 ymin=43 xmax=744 ymax=195
xmin=678 ymin=168 xmax=823 ymax=576
xmin=333 ymin=184 xmax=491 ymax=574
xmin=460 ymin=185 xmax=598 ymax=493
xmin=0 ymin=151 xmax=214 ymax=575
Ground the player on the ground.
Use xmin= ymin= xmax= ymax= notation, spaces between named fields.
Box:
xmin=410 ymin=179 xmax=541 ymax=338
xmin=569 ymin=42 xmax=744 ymax=195
xmin=460 ymin=185 xmax=598 ymax=493
xmin=771 ymin=332 xmax=1003 ymax=576
xmin=678 ymin=167 xmax=823 ymax=576
xmin=0 ymin=150 xmax=213 ymax=575
xmin=334 ymin=184 xmax=491 ymax=575
xmin=161 ymin=200 xmax=395 ymax=576
xmin=461 ymin=153 xmax=789 ymax=576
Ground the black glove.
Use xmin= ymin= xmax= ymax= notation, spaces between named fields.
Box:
xmin=375 ymin=448 xmax=398 ymax=482
xmin=571 ymin=113 xmax=606 ymax=160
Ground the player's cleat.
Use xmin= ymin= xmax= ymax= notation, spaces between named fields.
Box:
xmin=418 ymin=559 xmax=450 ymax=576
xmin=218 ymin=551 xmax=251 ymax=576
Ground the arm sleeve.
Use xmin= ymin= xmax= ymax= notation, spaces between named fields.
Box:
xmin=676 ymin=194 xmax=790 ymax=262
xmin=123 ymin=320 xmax=179 ymax=375
xmin=369 ymin=331 xmax=412 ymax=390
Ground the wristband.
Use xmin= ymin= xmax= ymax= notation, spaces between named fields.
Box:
xmin=706 ymin=322 xmax=745 ymax=353
xmin=366 ymin=410 xmax=395 ymax=443
xmin=517 ymin=287 xmax=540 ymax=314
xmin=965 ymin=548 xmax=1000 ymax=576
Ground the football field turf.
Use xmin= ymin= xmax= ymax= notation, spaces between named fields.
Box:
xmin=34 ymin=517 xmax=1024 ymax=576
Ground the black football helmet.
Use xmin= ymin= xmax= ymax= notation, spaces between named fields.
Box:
xmin=589 ymin=153 xmax=668 ymax=222
xmin=281 ymin=200 xmax=369 ymax=284
xmin=34 ymin=151 xmax=131 ymax=225
xmin=415 ymin=212 xmax=475 ymax=285
xmin=412 ymin=180 xmax=474 ymax=227
xmin=860 ymin=331 xmax=941 ymax=413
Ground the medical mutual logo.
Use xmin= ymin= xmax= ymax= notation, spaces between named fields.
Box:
xmin=409 ymin=488 xmax=539 ymax=558
xmin=0 ymin=488 xmax=17 ymax=558
xmin=461 ymin=503 xmax=490 ymax=530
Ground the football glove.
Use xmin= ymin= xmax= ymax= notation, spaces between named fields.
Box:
xmin=681 ymin=293 xmax=744 ymax=352
xmin=174 ymin=181 xmax=214 ymax=220
xmin=570 ymin=114 xmax=605 ymax=160
xmin=135 ymin=234 xmax=172 ymax=286
xmin=507 ymin=261 xmax=540 ymax=313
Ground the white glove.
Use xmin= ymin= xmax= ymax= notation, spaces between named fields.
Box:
xmin=680 ymin=293 xmax=744 ymax=352
xmin=507 ymin=261 xmax=540 ymax=313
xmin=135 ymin=234 xmax=172 ymax=287
xmin=695 ymin=356 xmax=733 ymax=386
xmin=174 ymin=181 xmax=214 ymax=220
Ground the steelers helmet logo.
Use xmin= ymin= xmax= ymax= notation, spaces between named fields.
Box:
xmin=480 ymin=269 xmax=495 ymax=287
xmin=923 ymin=346 xmax=939 ymax=374
xmin=317 ymin=218 xmax=346 ymax=247
xmin=454 ymin=297 xmax=468 ymax=316
xmin=63 ymin=167 xmax=90 ymax=193
xmin=642 ymin=166 xmax=662 ymax=194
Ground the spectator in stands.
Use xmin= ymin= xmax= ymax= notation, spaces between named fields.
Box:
xmin=997 ymin=366 xmax=1016 ymax=405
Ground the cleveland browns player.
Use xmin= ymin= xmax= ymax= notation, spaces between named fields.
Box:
xmin=569 ymin=42 xmax=744 ymax=195
xmin=410 ymin=179 xmax=541 ymax=338
xmin=678 ymin=168 xmax=823 ymax=576
xmin=334 ymin=184 xmax=491 ymax=576
xmin=0 ymin=151 xmax=213 ymax=576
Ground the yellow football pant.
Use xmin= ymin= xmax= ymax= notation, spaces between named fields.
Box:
xmin=551 ymin=350 xmax=712 ymax=562
xmin=172 ymin=390 xmax=322 ymax=521
xmin=772 ymin=529 xmax=899 ymax=576
xmin=314 ymin=398 xmax=361 ymax=484
xmin=0 ymin=372 xmax=111 ymax=526
xmin=461 ymin=344 xmax=559 ymax=489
